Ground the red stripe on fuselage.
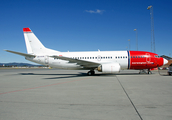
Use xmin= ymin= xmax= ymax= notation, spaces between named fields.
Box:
xmin=129 ymin=51 xmax=163 ymax=70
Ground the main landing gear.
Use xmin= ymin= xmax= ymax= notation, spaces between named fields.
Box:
xmin=87 ymin=70 xmax=95 ymax=76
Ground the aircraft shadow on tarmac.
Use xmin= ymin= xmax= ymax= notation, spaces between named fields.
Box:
xmin=19 ymin=72 xmax=145 ymax=79
xmin=19 ymin=73 xmax=87 ymax=79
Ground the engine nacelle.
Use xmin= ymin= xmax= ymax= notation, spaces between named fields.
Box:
xmin=97 ymin=63 xmax=121 ymax=73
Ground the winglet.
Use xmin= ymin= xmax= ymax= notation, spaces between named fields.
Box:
xmin=23 ymin=28 xmax=32 ymax=32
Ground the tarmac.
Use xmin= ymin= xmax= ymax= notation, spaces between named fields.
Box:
xmin=0 ymin=68 xmax=172 ymax=120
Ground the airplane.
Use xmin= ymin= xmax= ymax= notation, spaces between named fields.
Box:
xmin=5 ymin=28 xmax=168 ymax=75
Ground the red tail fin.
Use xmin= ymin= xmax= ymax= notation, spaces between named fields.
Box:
xmin=23 ymin=28 xmax=32 ymax=32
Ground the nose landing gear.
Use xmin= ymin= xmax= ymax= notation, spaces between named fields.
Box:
xmin=147 ymin=69 xmax=152 ymax=74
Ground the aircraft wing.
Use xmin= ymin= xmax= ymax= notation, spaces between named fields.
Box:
xmin=50 ymin=55 xmax=100 ymax=68
xmin=4 ymin=50 xmax=36 ymax=57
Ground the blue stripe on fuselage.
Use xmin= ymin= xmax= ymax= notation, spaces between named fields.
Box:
xmin=127 ymin=51 xmax=130 ymax=69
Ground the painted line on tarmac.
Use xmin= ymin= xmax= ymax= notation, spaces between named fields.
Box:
xmin=116 ymin=76 xmax=143 ymax=120
xmin=0 ymin=77 xmax=93 ymax=95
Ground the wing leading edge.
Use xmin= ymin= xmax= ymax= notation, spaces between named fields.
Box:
xmin=50 ymin=55 xmax=100 ymax=68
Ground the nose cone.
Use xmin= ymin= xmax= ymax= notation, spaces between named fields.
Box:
xmin=163 ymin=58 xmax=168 ymax=65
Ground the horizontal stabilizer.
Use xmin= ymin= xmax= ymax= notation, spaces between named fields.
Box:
xmin=4 ymin=50 xmax=36 ymax=57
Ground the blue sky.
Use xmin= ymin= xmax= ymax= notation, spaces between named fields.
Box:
xmin=0 ymin=0 xmax=172 ymax=64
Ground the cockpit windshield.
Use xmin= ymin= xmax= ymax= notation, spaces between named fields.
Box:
xmin=155 ymin=55 xmax=160 ymax=58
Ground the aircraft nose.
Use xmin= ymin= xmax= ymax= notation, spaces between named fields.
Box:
xmin=163 ymin=58 xmax=168 ymax=65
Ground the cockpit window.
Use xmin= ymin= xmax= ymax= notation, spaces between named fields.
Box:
xmin=155 ymin=55 xmax=160 ymax=58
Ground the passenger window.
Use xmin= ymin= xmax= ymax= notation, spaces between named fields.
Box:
xmin=133 ymin=56 xmax=135 ymax=58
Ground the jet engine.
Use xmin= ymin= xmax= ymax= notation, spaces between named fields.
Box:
xmin=97 ymin=63 xmax=121 ymax=73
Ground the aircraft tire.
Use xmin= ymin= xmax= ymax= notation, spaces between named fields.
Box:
xmin=87 ymin=70 xmax=95 ymax=76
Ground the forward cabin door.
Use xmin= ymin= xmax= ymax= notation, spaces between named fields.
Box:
xmin=146 ymin=53 xmax=151 ymax=63
xmin=146 ymin=53 xmax=151 ymax=68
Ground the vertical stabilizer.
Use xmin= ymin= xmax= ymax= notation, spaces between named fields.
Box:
xmin=23 ymin=28 xmax=46 ymax=54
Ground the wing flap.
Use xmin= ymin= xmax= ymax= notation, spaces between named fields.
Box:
xmin=50 ymin=55 xmax=100 ymax=68
xmin=4 ymin=50 xmax=36 ymax=57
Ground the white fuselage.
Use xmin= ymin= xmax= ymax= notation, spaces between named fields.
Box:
xmin=26 ymin=51 xmax=129 ymax=70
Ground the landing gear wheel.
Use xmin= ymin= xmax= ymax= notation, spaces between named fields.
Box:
xmin=148 ymin=69 xmax=152 ymax=74
xmin=87 ymin=70 xmax=95 ymax=76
